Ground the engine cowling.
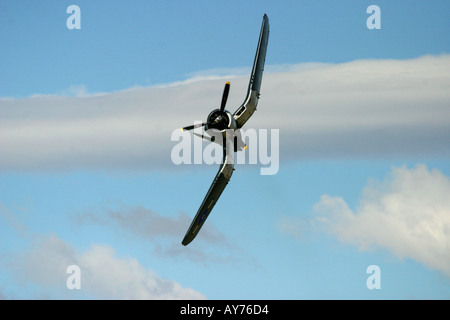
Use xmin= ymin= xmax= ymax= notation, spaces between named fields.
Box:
xmin=206 ymin=109 xmax=237 ymax=131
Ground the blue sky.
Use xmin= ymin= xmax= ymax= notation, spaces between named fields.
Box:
xmin=1 ymin=1 xmax=449 ymax=299
xmin=2 ymin=0 xmax=449 ymax=97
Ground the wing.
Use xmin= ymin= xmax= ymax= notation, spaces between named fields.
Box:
xmin=182 ymin=137 xmax=234 ymax=246
xmin=233 ymin=14 xmax=270 ymax=129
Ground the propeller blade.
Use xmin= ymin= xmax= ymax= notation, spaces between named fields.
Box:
xmin=193 ymin=132 xmax=216 ymax=142
xmin=220 ymin=82 xmax=230 ymax=111
xmin=181 ymin=122 xmax=207 ymax=131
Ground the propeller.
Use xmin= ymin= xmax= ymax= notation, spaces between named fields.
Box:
xmin=181 ymin=122 xmax=207 ymax=131
xmin=181 ymin=82 xmax=231 ymax=132
xmin=220 ymin=81 xmax=230 ymax=111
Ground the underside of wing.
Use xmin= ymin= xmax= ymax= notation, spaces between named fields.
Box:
xmin=181 ymin=141 xmax=234 ymax=246
xmin=233 ymin=14 xmax=270 ymax=129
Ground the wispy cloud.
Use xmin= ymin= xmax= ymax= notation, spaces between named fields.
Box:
xmin=73 ymin=206 xmax=255 ymax=267
xmin=74 ymin=206 xmax=228 ymax=244
xmin=1 ymin=55 xmax=449 ymax=171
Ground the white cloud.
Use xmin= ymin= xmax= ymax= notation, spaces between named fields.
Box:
xmin=312 ymin=165 xmax=450 ymax=277
xmin=0 ymin=55 xmax=449 ymax=171
xmin=8 ymin=234 xmax=205 ymax=299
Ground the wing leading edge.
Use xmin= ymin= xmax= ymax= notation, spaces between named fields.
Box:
xmin=182 ymin=138 xmax=234 ymax=246
xmin=233 ymin=14 xmax=270 ymax=129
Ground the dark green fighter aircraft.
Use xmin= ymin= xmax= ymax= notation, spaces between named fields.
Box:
xmin=180 ymin=14 xmax=269 ymax=246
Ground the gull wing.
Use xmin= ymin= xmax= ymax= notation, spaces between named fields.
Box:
xmin=233 ymin=14 xmax=270 ymax=129
xmin=182 ymin=139 xmax=234 ymax=246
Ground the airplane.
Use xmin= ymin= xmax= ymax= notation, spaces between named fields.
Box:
xmin=180 ymin=14 xmax=269 ymax=246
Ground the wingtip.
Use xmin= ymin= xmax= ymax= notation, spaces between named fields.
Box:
xmin=182 ymin=233 xmax=194 ymax=246
xmin=181 ymin=238 xmax=191 ymax=246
